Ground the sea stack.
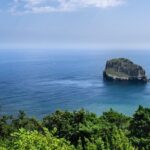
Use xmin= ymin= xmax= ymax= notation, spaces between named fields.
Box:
xmin=103 ymin=58 xmax=148 ymax=82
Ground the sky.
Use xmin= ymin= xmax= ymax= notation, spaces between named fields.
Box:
xmin=0 ymin=0 xmax=150 ymax=50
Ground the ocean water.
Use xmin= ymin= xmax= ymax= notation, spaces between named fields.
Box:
xmin=0 ymin=49 xmax=150 ymax=118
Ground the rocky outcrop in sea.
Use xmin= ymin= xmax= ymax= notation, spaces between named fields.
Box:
xmin=103 ymin=58 xmax=148 ymax=82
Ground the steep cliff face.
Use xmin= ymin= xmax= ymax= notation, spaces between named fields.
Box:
xmin=103 ymin=58 xmax=148 ymax=82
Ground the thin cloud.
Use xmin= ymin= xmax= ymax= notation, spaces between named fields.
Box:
xmin=11 ymin=0 xmax=125 ymax=14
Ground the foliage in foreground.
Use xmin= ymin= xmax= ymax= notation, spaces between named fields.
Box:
xmin=0 ymin=128 xmax=73 ymax=150
xmin=0 ymin=106 xmax=150 ymax=150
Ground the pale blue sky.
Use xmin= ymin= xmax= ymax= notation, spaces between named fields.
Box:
xmin=0 ymin=0 xmax=150 ymax=50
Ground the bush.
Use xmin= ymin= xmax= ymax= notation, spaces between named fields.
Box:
xmin=4 ymin=128 xmax=74 ymax=150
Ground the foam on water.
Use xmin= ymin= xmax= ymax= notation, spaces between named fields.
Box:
xmin=38 ymin=79 xmax=104 ymax=88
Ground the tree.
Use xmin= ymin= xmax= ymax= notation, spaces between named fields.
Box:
xmin=129 ymin=106 xmax=150 ymax=150
xmin=100 ymin=126 xmax=134 ymax=150
xmin=0 ymin=115 xmax=12 ymax=138
xmin=43 ymin=109 xmax=99 ymax=150
xmin=12 ymin=110 xmax=42 ymax=131
xmin=6 ymin=128 xmax=74 ymax=150
xmin=101 ymin=109 xmax=130 ymax=130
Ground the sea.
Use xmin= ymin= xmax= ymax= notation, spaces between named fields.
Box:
xmin=0 ymin=49 xmax=150 ymax=118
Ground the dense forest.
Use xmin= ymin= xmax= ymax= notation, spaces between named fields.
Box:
xmin=0 ymin=106 xmax=150 ymax=150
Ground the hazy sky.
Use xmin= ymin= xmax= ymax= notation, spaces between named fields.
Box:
xmin=0 ymin=0 xmax=150 ymax=49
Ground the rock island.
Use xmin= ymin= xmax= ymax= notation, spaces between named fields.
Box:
xmin=103 ymin=58 xmax=148 ymax=82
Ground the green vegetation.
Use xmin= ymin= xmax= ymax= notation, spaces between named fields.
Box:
xmin=0 ymin=106 xmax=150 ymax=150
xmin=106 ymin=68 xmax=129 ymax=78
xmin=109 ymin=58 xmax=133 ymax=63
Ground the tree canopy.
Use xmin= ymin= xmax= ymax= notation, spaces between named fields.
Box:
xmin=0 ymin=106 xmax=150 ymax=150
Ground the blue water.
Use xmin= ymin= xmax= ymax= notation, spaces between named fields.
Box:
xmin=0 ymin=49 xmax=150 ymax=118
